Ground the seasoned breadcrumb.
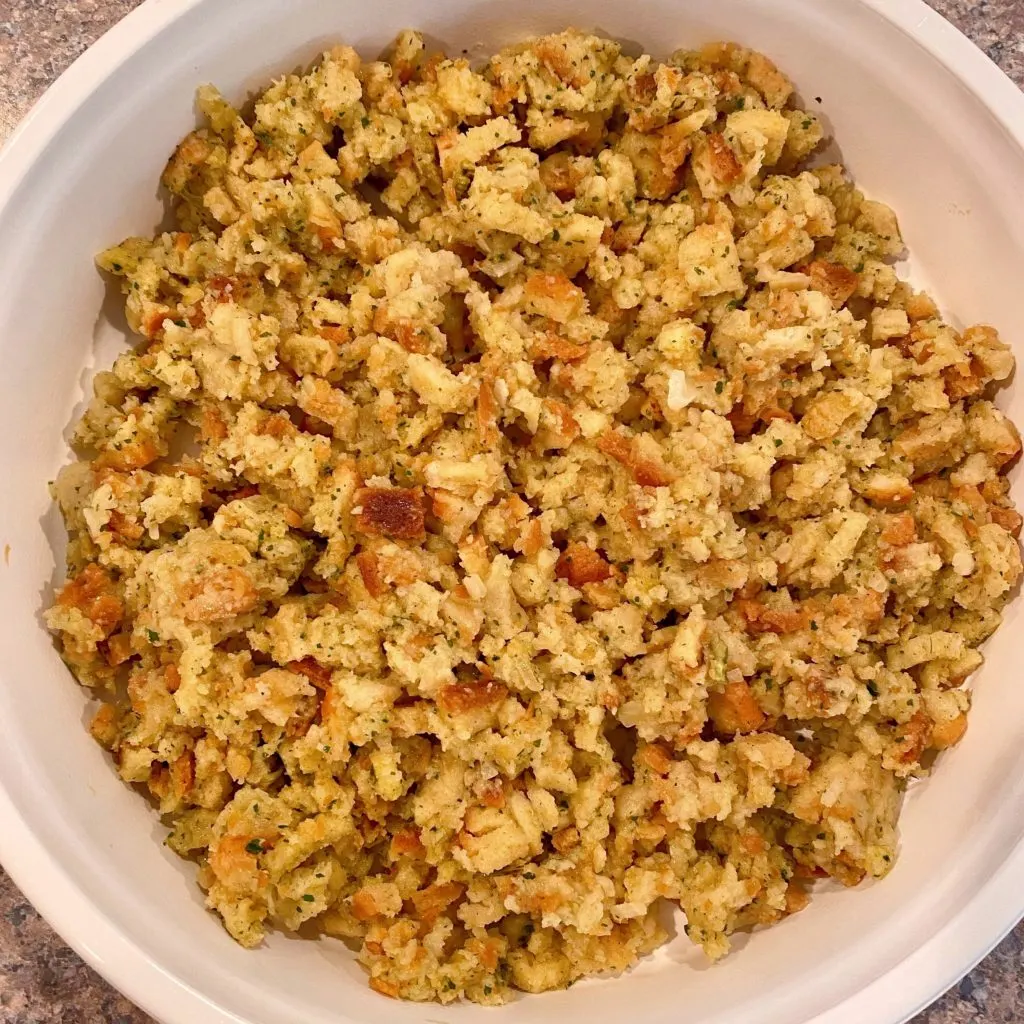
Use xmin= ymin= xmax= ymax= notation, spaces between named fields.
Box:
xmin=47 ymin=28 xmax=1021 ymax=1005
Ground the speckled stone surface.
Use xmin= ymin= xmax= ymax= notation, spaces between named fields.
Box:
xmin=1 ymin=1 xmax=1023 ymax=1021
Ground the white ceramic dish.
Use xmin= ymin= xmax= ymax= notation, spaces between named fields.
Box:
xmin=1 ymin=1 xmax=1023 ymax=1022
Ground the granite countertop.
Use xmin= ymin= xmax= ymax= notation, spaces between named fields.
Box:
xmin=2 ymin=0 xmax=1023 ymax=1021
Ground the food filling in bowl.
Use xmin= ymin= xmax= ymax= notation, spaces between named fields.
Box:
xmin=45 ymin=28 xmax=1022 ymax=1004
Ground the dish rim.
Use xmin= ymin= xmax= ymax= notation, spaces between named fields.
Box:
xmin=1 ymin=1 xmax=1023 ymax=1022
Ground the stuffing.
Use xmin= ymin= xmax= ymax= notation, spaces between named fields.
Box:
xmin=47 ymin=26 xmax=1020 ymax=1008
